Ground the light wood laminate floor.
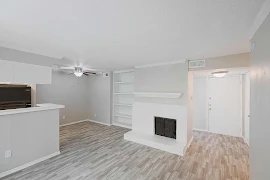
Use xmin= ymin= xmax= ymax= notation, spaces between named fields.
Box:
xmin=2 ymin=122 xmax=249 ymax=180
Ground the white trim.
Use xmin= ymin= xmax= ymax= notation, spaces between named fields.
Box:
xmin=60 ymin=119 xmax=111 ymax=127
xmin=113 ymin=123 xmax=132 ymax=129
xmin=88 ymin=119 xmax=111 ymax=126
xmin=114 ymin=103 xmax=133 ymax=107
xmin=243 ymin=137 xmax=249 ymax=146
xmin=134 ymin=59 xmax=186 ymax=69
xmin=60 ymin=119 xmax=90 ymax=127
xmin=248 ymin=0 xmax=270 ymax=39
xmin=134 ymin=92 xmax=183 ymax=99
xmin=183 ymin=136 xmax=194 ymax=155
xmin=193 ymin=128 xmax=209 ymax=132
xmin=0 ymin=151 xmax=60 ymax=178
xmin=113 ymin=69 xmax=134 ymax=73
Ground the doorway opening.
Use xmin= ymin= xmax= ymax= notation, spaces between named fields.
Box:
xmin=191 ymin=67 xmax=250 ymax=143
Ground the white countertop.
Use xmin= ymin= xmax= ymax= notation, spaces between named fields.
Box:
xmin=0 ymin=103 xmax=65 ymax=116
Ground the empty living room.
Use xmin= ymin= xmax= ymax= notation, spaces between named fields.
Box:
xmin=0 ymin=1 xmax=270 ymax=180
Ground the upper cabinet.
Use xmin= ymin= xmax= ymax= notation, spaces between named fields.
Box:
xmin=0 ymin=60 xmax=14 ymax=83
xmin=13 ymin=63 xmax=52 ymax=84
xmin=0 ymin=60 xmax=52 ymax=84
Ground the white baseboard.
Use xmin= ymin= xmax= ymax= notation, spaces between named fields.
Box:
xmin=60 ymin=119 xmax=111 ymax=127
xmin=184 ymin=136 xmax=194 ymax=155
xmin=113 ymin=123 xmax=132 ymax=129
xmin=193 ymin=128 xmax=209 ymax=132
xmin=0 ymin=151 xmax=60 ymax=178
xmin=60 ymin=119 xmax=90 ymax=127
xmin=88 ymin=119 xmax=111 ymax=126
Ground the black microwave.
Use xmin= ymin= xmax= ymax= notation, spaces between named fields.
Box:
xmin=0 ymin=85 xmax=31 ymax=110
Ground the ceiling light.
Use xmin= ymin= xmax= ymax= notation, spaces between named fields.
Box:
xmin=74 ymin=67 xmax=83 ymax=77
xmin=212 ymin=71 xmax=228 ymax=78
xmin=74 ymin=72 xmax=83 ymax=77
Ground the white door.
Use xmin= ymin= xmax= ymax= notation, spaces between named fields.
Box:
xmin=208 ymin=76 xmax=242 ymax=137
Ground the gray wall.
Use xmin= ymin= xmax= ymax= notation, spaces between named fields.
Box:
xmin=88 ymin=73 xmax=112 ymax=125
xmin=0 ymin=109 xmax=60 ymax=174
xmin=134 ymin=62 xmax=188 ymax=105
xmin=250 ymin=14 xmax=270 ymax=180
xmin=189 ymin=53 xmax=250 ymax=71
xmin=37 ymin=72 xmax=89 ymax=125
xmin=0 ymin=47 xmax=112 ymax=125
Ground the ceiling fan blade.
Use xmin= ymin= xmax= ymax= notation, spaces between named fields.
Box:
xmin=84 ymin=71 xmax=97 ymax=75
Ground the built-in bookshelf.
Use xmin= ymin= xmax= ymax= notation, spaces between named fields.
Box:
xmin=113 ymin=69 xmax=134 ymax=128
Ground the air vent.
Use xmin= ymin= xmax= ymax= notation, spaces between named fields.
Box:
xmin=189 ymin=60 xmax=205 ymax=69
xmin=103 ymin=72 xmax=109 ymax=77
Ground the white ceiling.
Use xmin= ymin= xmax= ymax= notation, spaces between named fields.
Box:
xmin=0 ymin=0 xmax=266 ymax=69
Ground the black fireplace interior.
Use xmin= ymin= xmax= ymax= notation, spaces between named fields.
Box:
xmin=155 ymin=117 xmax=176 ymax=139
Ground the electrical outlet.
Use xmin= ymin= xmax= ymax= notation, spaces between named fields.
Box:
xmin=5 ymin=150 xmax=12 ymax=158
xmin=94 ymin=113 xmax=96 ymax=117
xmin=63 ymin=116 xmax=65 ymax=120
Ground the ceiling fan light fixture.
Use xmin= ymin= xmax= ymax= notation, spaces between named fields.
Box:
xmin=74 ymin=72 xmax=83 ymax=77
xmin=74 ymin=67 xmax=83 ymax=77
xmin=212 ymin=71 xmax=228 ymax=78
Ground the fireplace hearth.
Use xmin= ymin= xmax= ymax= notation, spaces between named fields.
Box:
xmin=155 ymin=117 xmax=176 ymax=139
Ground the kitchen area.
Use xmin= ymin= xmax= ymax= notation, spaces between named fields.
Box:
xmin=0 ymin=59 xmax=64 ymax=178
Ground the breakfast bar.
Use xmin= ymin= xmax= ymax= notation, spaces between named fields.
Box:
xmin=0 ymin=103 xmax=64 ymax=178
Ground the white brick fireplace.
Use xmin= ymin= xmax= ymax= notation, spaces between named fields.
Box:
xmin=124 ymin=92 xmax=191 ymax=156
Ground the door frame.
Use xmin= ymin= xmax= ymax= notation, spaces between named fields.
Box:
xmin=206 ymin=75 xmax=243 ymax=137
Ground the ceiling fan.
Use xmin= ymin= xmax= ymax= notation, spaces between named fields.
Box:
xmin=52 ymin=65 xmax=104 ymax=77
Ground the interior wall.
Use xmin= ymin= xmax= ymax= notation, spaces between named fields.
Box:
xmin=36 ymin=72 xmax=89 ymax=125
xmin=189 ymin=53 xmax=250 ymax=71
xmin=0 ymin=48 xmax=113 ymax=126
xmin=193 ymin=77 xmax=208 ymax=131
xmin=134 ymin=62 xmax=191 ymax=143
xmin=88 ymin=73 xmax=112 ymax=125
xmin=250 ymin=13 xmax=270 ymax=179
xmin=134 ymin=62 xmax=188 ymax=105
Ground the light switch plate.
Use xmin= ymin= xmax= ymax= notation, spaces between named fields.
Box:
xmin=5 ymin=150 xmax=12 ymax=158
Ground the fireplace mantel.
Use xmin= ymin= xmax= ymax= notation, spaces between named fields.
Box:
xmin=134 ymin=92 xmax=182 ymax=99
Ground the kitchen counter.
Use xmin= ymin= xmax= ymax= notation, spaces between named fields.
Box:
xmin=0 ymin=103 xmax=64 ymax=178
xmin=0 ymin=103 xmax=65 ymax=116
